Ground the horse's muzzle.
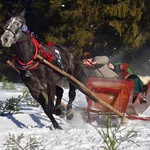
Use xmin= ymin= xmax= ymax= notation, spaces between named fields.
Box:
xmin=1 ymin=32 xmax=14 ymax=47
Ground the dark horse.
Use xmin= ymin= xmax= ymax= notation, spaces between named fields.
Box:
xmin=1 ymin=10 xmax=82 ymax=129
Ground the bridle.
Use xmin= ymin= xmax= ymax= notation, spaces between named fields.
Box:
xmin=5 ymin=18 xmax=24 ymax=39
xmin=5 ymin=18 xmax=40 ymax=70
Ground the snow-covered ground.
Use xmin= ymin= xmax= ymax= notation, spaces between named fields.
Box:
xmin=0 ymin=82 xmax=150 ymax=150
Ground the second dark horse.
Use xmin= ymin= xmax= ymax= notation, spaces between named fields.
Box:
xmin=1 ymin=10 xmax=82 ymax=129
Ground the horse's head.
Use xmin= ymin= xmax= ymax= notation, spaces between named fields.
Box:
xmin=1 ymin=9 xmax=28 ymax=47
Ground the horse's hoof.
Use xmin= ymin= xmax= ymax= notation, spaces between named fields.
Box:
xmin=57 ymin=105 xmax=66 ymax=118
xmin=53 ymin=124 xmax=63 ymax=130
xmin=56 ymin=126 xmax=63 ymax=130
xmin=59 ymin=111 xmax=66 ymax=118
xmin=66 ymin=111 xmax=73 ymax=120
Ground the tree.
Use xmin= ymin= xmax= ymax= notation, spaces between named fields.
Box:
xmin=100 ymin=0 xmax=147 ymax=51
xmin=32 ymin=0 xmax=103 ymax=56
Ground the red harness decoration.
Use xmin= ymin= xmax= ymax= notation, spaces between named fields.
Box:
xmin=16 ymin=35 xmax=55 ymax=70
xmin=40 ymin=48 xmax=54 ymax=62
xmin=47 ymin=41 xmax=55 ymax=46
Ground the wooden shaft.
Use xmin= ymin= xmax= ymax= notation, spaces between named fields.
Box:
xmin=7 ymin=60 xmax=20 ymax=73
xmin=37 ymin=54 xmax=125 ymax=118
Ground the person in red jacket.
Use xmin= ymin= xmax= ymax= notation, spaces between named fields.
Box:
xmin=108 ymin=62 xmax=147 ymax=103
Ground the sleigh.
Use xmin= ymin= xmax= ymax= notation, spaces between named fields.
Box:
xmin=86 ymin=77 xmax=150 ymax=122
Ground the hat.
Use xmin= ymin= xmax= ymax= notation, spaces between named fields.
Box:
xmin=114 ymin=62 xmax=132 ymax=73
xmin=81 ymin=52 xmax=93 ymax=60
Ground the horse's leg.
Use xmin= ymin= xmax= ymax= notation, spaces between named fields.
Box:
xmin=45 ymin=84 xmax=63 ymax=129
xmin=40 ymin=93 xmax=62 ymax=129
xmin=66 ymin=83 xmax=76 ymax=120
xmin=28 ymin=88 xmax=62 ymax=129
xmin=55 ymin=85 xmax=66 ymax=118
xmin=55 ymin=85 xmax=63 ymax=106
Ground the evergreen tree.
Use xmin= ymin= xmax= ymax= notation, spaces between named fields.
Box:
xmin=104 ymin=1 xmax=149 ymax=51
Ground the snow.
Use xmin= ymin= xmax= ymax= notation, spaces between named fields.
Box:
xmin=0 ymin=83 xmax=150 ymax=150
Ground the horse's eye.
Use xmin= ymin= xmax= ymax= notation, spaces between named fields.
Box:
xmin=12 ymin=22 xmax=20 ymax=27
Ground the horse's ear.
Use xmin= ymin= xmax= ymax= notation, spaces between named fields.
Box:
xmin=20 ymin=9 xmax=26 ymax=18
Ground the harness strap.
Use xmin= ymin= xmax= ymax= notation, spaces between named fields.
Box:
xmin=16 ymin=61 xmax=41 ymax=71
xmin=17 ymin=38 xmax=39 ymax=66
xmin=16 ymin=34 xmax=58 ymax=71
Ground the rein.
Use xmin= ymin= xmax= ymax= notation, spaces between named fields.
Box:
xmin=85 ymin=58 xmax=104 ymax=77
